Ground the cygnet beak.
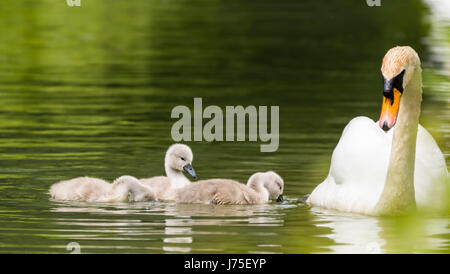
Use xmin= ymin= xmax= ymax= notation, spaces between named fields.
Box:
xmin=276 ymin=195 xmax=284 ymax=202
xmin=183 ymin=163 xmax=197 ymax=179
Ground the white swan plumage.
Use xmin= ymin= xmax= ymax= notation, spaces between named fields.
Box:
xmin=307 ymin=46 xmax=449 ymax=215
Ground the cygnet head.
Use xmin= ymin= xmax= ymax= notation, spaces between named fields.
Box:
xmin=165 ymin=144 xmax=197 ymax=179
xmin=247 ymin=171 xmax=284 ymax=202
xmin=379 ymin=46 xmax=422 ymax=131
xmin=113 ymin=175 xmax=155 ymax=202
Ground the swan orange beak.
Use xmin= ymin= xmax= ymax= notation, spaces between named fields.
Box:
xmin=379 ymin=88 xmax=401 ymax=131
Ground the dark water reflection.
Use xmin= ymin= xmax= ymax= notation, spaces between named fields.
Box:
xmin=0 ymin=0 xmax=448 ymax=253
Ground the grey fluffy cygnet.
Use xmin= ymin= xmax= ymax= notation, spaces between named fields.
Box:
xmin=50 ymin=175 xmax=155 ymax=202
xmin=175 ymin=171 xmax=284 ymax=205
xmin=140 ymin=143 xmax=197 ymax=201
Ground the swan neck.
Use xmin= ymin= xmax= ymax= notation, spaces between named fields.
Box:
xmin=124 ymin=180 xmax=146 ymax=195
xmin=165 ymin=164 xmax=190 ymax=189
xmin=110 ymin=180 xmax=133 ymax=202
xmin=247 ymin=178 xmax=269 ymax=201
xmin=375 ymin=66 xmax=422 ymax=214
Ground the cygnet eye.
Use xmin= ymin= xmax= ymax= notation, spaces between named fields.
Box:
xmin=180 ymin=157 xmax=185 ymax=161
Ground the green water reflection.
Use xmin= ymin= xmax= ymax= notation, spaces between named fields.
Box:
xmin=0 ymin=0 xmax=448 ymax=253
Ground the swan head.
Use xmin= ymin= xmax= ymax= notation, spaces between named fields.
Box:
xmin=379 ymin=46 xmax=422 ymax=131
xmin=165 ymin=144 xmax=197 ymax=179
xmin=247 ymin=171 xmax=284 ymax=202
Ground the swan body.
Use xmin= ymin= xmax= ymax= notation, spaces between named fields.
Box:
xmin=139 ymin=176 xmax=173 ymax=200
xmin=140 ymin=144 xmax=197 ymax=201
xmin=308 ymin=116 xmax=448 ymax=214
xmin=176 ymin=171 xmax=284 ymax=205
xmin=307 ymin=46 xmax=449 ymax=215
xmin=50 ymin=175 xmax=156 ymax=202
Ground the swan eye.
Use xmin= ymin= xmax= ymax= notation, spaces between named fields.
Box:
xmin=383 ymin=69 xmax=405 ymax=99
xmin=392 ymin=69 xmax=405 ymax=93
xmin=181 ymin=157 xmax=185 ymax=161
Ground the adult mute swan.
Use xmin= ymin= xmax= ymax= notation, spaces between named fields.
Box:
xmin=176 ymin=171 xmax=284 ymax=205
xmin=139 ymin=144 xmax=197 ymax=201
xmin=306 ymin=46 xmax=449 ymax=215
xmin=50 ymin=175 xmax=156 ymax=202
